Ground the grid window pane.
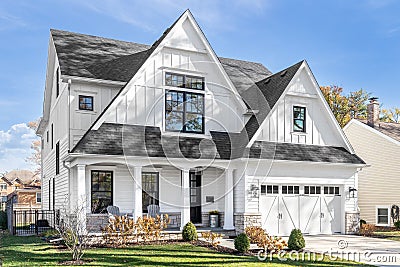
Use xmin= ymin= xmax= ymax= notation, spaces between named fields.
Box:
xmin=282 ymin=186 xmax=287 ymax=194
xmin=261 ymin=185 xmax=266 ymax=195
xmin=334 ymin=187 xmax=340 ymax=195
xmin=305 ymin=186 xmax=309 ymax=194
xmin=165 ymin=73 xmax=184 ymax=87
xmin=293 ymin=106 xmax=306 ymax=132
xmin=142 ymin=173 xmax=159 ymax=213
xmin=91 ymin=171 xmax=112 ymax=214
xmin=79 ymin=95 xmax=94 ymax=111
xmin=316 ymin=187 xmax=321 ymax=194
xmin=273 ymin=186 xmax=279 ymax=194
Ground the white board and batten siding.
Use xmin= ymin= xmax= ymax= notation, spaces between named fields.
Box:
xmin=256 ymin=67 xmax=348 ymax=148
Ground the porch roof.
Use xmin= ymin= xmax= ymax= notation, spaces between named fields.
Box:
xmin=72 ymin=123 xmax=365 ymax=164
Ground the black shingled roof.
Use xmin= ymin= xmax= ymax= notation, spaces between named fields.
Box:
xmin=72 ymin=123 xmax=365 ymax=164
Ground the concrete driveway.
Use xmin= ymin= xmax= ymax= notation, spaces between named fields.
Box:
xmin=305 ymin=235 xmax=400 ymax=266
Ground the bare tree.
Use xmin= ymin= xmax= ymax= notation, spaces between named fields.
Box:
xmin=26 ymin=118 xmax=41 ymax=176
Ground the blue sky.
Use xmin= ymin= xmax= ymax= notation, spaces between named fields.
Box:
xmin=0 ymin=0 xmax=399 ymax=172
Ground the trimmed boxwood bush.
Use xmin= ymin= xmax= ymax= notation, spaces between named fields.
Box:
xmin=182 ymin=222 xmax=197 ymax=241
xmin=394 ymin=221 xmax=400 ymax=230
xmin=288 ymin=229 xmax=305 ymax=251
xmin=234 ymin=233 xmax=250 ymax=253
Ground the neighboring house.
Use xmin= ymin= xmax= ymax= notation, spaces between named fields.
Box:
xmin=344 ymin=98 xmax=400 ymax=227
xmin=36 ymin=10 xmax=365 ymax=235
xmin=1 ymin=170 xmax=41 ymax=210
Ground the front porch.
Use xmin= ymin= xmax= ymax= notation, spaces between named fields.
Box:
xmin=71 ymin=160 xmax=236 ymax=233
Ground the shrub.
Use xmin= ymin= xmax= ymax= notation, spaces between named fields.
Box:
xmin=209 ymin=210 xmax=219 ymax=215
xmin=234 ymin=233 xmax=250 ymax=253
xmin=0 ymin=211 xmax=7 ymax=230
xmin=182 ymin=222 xmax=197 ymax=241
xmin=394 ymin=221 xmax=400 ymax=230
xmin=41 ymin=229 xmax=59 ymax=238
xmin=359 ymin=223 xmax=376 ymax=236
xmin=201 ymin=232 xmax=222 ymax=247
xmin=244 ymin=226 xmax=266 ymax=244
xmin=244 ymin=226 xmax=287 ymax=252
xmin=288 ymin=229 xmax=305 ymax=251
xmin=360 ymin=219 xmax=366 ymax=227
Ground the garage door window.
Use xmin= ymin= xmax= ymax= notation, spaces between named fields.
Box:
xmin=324 ymin=186 xmax=340 ymax=195
xmin=282 ymin=185 xmax=299 ymax=195
xmin=261 ymin=185 xmax=279 ymax=195
xmin=377 ymin=207 xmax=389 ymax=225
xmin=304 ymin=186 xmax=321 ymax=195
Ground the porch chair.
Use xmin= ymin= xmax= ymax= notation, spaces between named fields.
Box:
xmin=147 ymin=204 xmax=160 ymax=218
xmin=106 ymin=205 xmax=121 ymax=219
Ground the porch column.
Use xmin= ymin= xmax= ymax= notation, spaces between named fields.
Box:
xmin=224 ymin=168 xmax=235 ymax=230
xmin=181 ymin=168 xmax=190 ymax=230
xmin=133 ymin=166 xmax=142 ymax=220
xmin=76 ymin=164 xmax=87 ymax=233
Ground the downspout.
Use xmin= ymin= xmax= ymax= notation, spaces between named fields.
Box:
xmin=67 ymin=79 xmax=71 ymax=152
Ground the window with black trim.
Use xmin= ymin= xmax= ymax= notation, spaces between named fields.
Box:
xmin=55 ymin=141 xmax=60 ymax=175
xmin=165 ymin=72 xmax=204 ymax=90
xmin=91 ymin=170 xmax=113 ymax=213
xmin=165 ymin=90 xmax=204 ymax=133
xmin=142 ymin=173 xmax=159 ymax=213
xmin=51 ymin=124 xmax=54 ymax=150
xmin=282 ymin=185 xmax=299 ymax=195
xmin=56 ymin=67 xmax=60 ymax=97
xmin=36 ymin=192 xmax=42 ymax=203
xmin=304 ymin=186 xmax=321 ymax=195
xmin=79 ymin=95 xmax=94 ymax=111
xmin=324 ymin=186 xmax=340 ymax=195
xmin=46 ymin=131 xmax=49 ymax=143
xmin=293 ymin=106 xmax=306 ymax=132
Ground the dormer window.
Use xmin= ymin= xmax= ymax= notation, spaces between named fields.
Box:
xmin=79 ymin=95 xmax=94 ymax=111
xmin=165 ymin=72 xmax=204 ymax=90
xmin=293 ymin=106 xmax=306 ymax=132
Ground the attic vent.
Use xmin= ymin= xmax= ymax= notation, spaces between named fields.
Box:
xmin=264 ymin=78 xmax=271 ymax=84
xmin=280 ymin=70 xmax=287 ymax=77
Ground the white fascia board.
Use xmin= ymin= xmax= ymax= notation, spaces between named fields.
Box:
xmin=61 ymin=75 xmax=126 ymax=86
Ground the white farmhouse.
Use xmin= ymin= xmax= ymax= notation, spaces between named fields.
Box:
xmin=37 ymin=10 xmax=365 ymax=235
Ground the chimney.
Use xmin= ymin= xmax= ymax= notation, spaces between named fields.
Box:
xmin=367 ymin=97 xmax=379 ymax=127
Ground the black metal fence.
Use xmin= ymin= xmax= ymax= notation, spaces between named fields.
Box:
xmin=13 ymin=210 xmax=59 ymax=235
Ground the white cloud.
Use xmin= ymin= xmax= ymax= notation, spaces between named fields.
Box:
xmin=0 ymin=10 xmax=26 ymax=31
xmin=0 ymin=123 xmax=38 ymax=172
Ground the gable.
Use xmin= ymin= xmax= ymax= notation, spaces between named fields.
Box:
xmin=92 ymin=10 xmax=250 ymax=134
xmin=249 ymin=62 xmax=353 ymax=151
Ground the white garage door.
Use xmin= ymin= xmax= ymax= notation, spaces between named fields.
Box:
xmin=260 ymin=185 xmax=342 ymax=236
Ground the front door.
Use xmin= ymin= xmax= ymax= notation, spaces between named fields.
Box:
xmin=190 ymin=171 xmax=202 ymax=223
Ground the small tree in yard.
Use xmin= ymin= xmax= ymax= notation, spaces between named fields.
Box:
xmin=56 ymin=198 xmax=91 ymax=263
xmin=288 ymin=229 xmax=305 ymax=251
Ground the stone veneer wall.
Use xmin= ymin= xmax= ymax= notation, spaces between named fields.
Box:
xmin=234 ymin=213 xmax=262 ymax=234
xmin=86 ymin=214 xmax=109 ymax=233
xmin=345 ymin=211 xmax=360 ymax=234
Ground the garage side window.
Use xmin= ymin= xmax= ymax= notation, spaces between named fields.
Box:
xmin=377 ymin=207 xmax=389 ymax=225
xmin=282 ymin=185 xmax=299 ymax=194
xmin=261 ymin=185 xmax=278 ymax=195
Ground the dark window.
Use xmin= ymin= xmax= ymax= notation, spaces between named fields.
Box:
xmin=91 ymin=171 xmax=113 ymax=214
xmin=36 ymin=192 xmax=42 ymax=203
xmin=293 ymin=106 xmax=306 ymax=132
xmin=282 ymin=185 xmax=299 ymax=195
xmin=165 ymin=73 xmax=204 ymax=90
xmin=52 ymin=178 xmax=55 ymax=210
xmin=56 ymin=67 xmax=60 ymax=97
xmin=79 ymin=95 xmax=94 ymax=111
xmin=324 ymin=186 xmax=340 ymax=195
xmin=377 ymin=208 xmax=389 ymax=224
xmin=51 ymin=124 xmax=54 ymax=150
xmin=46 ymin=131 xmax=49 ymax=143
xmin=165 ymin=90 xmax=204 ymax=133
xmin=304 ymin=186 xmax=321 ymax=195
xmin=261 ymin=185 xmax=266 ymax=195
xmin=142 ymin=173 xmax=159 ymax=213
xmin=55 ymin=141 xmax=60 ymax=175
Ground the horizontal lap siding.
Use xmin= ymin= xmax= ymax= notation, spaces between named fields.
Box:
xmin=202 ymin=168 xmax=225 ymax=213
xmin=159 ymin=168 xmax=181 ymax=213
xmin=344 ymin=122 xmax=400 ymax=225
xmin=113 ymin=166 xmax=134 ymax=213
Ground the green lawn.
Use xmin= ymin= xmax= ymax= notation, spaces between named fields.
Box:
xmin=374 ymin=231 xmax=400 ymax=241
xmin=0 ymin=234 xmax=369 ymax=266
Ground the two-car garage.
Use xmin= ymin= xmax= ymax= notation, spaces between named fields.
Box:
xmin=260 ymin=184 xmax=342 ymax=236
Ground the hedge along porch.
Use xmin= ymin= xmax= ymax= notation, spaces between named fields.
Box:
xmin=67 ymin=156 xmax=236 ymax=233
